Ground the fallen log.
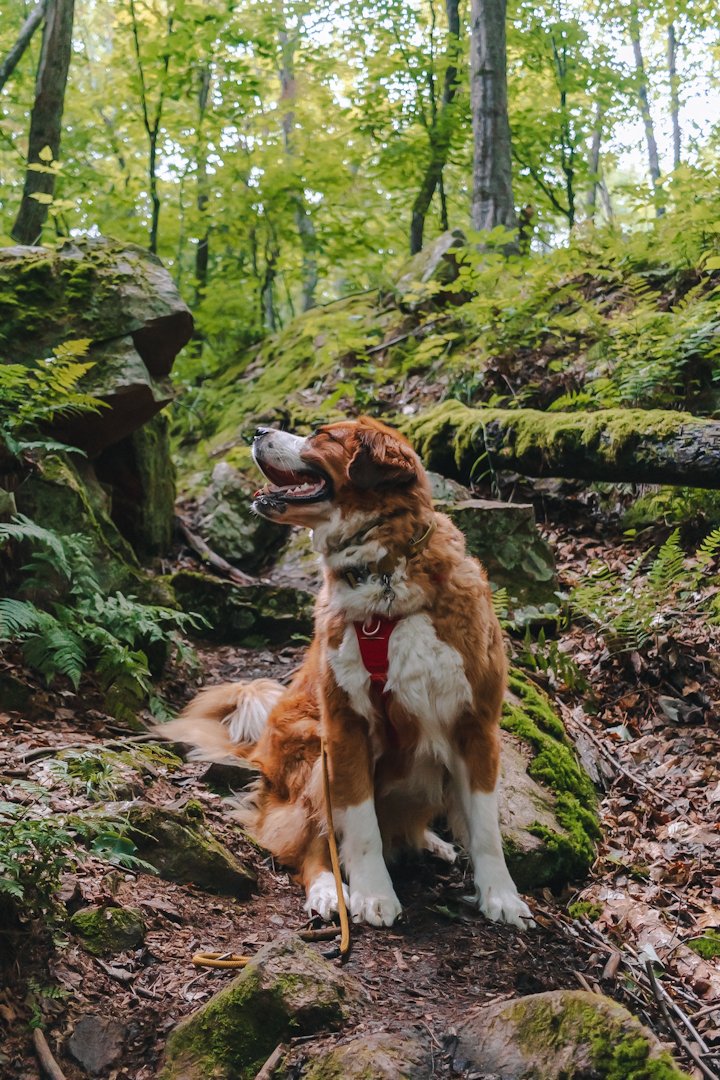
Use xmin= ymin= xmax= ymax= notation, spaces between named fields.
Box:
xmin=408 ymin=400 xmax=720 ymax=489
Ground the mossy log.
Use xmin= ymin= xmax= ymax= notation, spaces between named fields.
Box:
xmin=409 ymin=400 xmax=720 ymax=489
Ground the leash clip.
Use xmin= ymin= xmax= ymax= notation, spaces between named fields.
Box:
xmin=381 ymin=572 xmax=395 ymax=609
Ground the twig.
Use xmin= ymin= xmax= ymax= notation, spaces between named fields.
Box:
xmin=693 ymin=1003 xmax=720 ymax=1022
xmin=22 ymin=733 xmax=155 ymax=763
xmin=254 ymin=1043 xmax=285 ymax=1079
xmin=176 ymin=514 xmax=256 ymax=586
xmin=32 ymin=1028 xmax=67 ymax=1080
xmin=560 ymin=705 xmax=675 ymax=805
xmin=644 ymin=961 xmax=717 ymax=1080
xmin=365 ymin=320 xmax=441 ymax=355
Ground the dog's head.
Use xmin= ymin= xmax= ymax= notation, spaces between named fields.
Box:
xmin=251 ymin=416 xmax=431 ymax=527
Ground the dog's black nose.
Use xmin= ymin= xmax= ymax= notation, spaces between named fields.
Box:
xmin=254 ymin=427 xmax=270 ymax=440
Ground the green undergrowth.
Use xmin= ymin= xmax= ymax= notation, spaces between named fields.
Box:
xmin=687 ymin=930 xmax=720 ymax=959
xmin=173 ymin=170 xmax=720 ymax=483
xmin=503 ymin=670 xmax=600 ymax=882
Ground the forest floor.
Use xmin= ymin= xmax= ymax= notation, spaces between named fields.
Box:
xmin=1 ymin=493 xmax=719 ymax=1079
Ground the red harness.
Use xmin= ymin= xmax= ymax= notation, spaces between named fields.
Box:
xmin=354 ymin=615 xmax=398 ymax=710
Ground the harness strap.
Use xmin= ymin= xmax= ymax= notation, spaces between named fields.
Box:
xmin=354 ymin=615 xmax=399 ymax=692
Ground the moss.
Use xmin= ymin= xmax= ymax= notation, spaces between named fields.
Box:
xmin=502 ymin=671 xmax=600 ymax=883
xmin=70 ymin=905 xmax=145 ymax=956
xmin=687 ymin=930 xmax=720 ymax=959
xmin=567 ymin=900 xmax=603 ymax=921
xmin=126 ymin=802 xmax=256 ymax=896
xmin=162 ymin=938 xmax=356 ymax=1080
xmin=405 ymin=400 xmax=707 ymax=483
xmin=163 ymin=969 xmax=291 ymax=1079
xmin=510 ymin=994 xmax=689 ymax=1079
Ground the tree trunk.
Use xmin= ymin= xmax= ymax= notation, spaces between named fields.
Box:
xmin=629 ymin=4 xmax=662 ymax=213
xmin=0 ymin=0 xmax=47 ymax=93
xmin=409 ymin=401 xmax=720 ymax=489
xmin=667 ymin=21 xmax=681 ymax=170
xmin=11 ymin=0 xmax=74 ymax=246
xmin=469 ymin=0 xmax=516 ymax=234
xmin=410 ymin=0 xmax=460 ymax=254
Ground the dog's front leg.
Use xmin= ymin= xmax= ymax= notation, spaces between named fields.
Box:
xmin=450 ymin=717 xmax=534 ymax=929
xmin=323 ymin=685 xmax=401 ymax=927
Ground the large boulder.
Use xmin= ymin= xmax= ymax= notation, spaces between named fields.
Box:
xmin=453 ymin=990 xmax=690 ymax=1079
xmin=161 ymin=936 xmax=365 ymax=1079
xmin=0 ymin=237 xmax=192 ymax=560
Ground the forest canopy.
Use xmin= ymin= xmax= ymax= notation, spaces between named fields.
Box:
xmin=2 ymin=0 xmax=719 ymax=365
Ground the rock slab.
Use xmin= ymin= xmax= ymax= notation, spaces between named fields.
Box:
xmin=67 ymin=1014 xmax=125 ymax=1076
xmin=454 ymin=989 xmax=690 ymax=1079
xmin=304 ymin=1032 xmax=431 ymax=1079
xmin=127 ymin=802 xmax=256 ymax=897
xmin=162 ymin=935 xmax=365 ymax=1079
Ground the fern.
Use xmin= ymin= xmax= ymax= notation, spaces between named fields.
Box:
xmin=571 ymin=529 xmax=720 ymax=654
xmin=0 ymin=515 xmax=199 ymax=713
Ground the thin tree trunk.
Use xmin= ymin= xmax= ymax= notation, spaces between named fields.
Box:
xmin=410 ymin=401 xmax=720 ymax=489
xmin=629 ymin=3 xmax=662 ymax=213
xmin=469 ymin=0 xmax=516 ymax=235
xmin=586 ymin=103 xmax=603 ymax=221
xmin=0 ymin=0 xmax=47 ymax=93
xmin=278 ymin=19 xmax=317 ymax=311
xmin=667 ymin=21 xmax=681 ymax=169
xmin=130 ymin=0 xmax=172 ymax=254
xmin=410 ymin=0 xmax=460 ymax=254
xmin=195 ymin=64 xmax=211 ymax=302
xmin=11 ymin=0 xmax=74 ymax=245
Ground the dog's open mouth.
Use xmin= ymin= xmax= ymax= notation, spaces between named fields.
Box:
xmin=254 ymin=462 xmax=330 ymax=504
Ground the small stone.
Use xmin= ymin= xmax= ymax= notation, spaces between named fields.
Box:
xmin=67 ymin=1015 xmax=125 ymax=1076
xmin=305 ymin=1032 xmax=431 ymax=1078
xmin=69 ymin=905 xmax=145 ymax=956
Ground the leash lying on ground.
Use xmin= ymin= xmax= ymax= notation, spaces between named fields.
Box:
xmin=192 ymin=738 xmax=351 ymax=969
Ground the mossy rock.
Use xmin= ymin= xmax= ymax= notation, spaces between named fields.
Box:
xmin=304 ymin=1033 xmax=431 ymax=1079
xmin=95 ymin=412 xmax=176 ymax=558
xmin=13 ymin=452 xmax=142 ymax=591
xmin=501 ymin=671 xmax=600 ymax=887
xmin=126 ymin=802 xmax=256 ymax=897
xmin=394 ymin=228 xmax=469 ymax=310
xmin=161 ymin=935 xmax=365 ymax=1079
xmin=190 ymin=460 xmax=288 ymax=571
xmin=70 ymin=905 xmax=145 ymax=956
xmin=170 ymin=569 xmax=314 ymax=645
xmin=454 ymin=989 xmax=691 ymax=1079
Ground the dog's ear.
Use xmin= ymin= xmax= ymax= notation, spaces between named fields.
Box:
xmin=347 ymin=421 xmax=417 ymax=489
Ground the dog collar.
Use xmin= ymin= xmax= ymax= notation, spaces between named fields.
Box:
xmin=341 ymin=517 xmax=437 ymax=591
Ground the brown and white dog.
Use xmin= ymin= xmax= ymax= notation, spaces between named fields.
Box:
xmin=161 ymin=417 xmax=533 ymax=929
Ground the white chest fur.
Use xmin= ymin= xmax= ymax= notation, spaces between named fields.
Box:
xmin=328 ymin=614 xmax=473 ymax=759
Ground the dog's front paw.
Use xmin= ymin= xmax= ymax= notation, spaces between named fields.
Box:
xmin=472 ymin=858 xmax=535 ymax=929
xmin=349 ymin=889 xmax=402 ymax=927
xmin=304 ymin=871 xmax=349 ymax=922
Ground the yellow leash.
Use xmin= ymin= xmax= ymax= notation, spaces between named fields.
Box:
xmin=321 ymin=736 xmax=351 ymax=960
xmin=192 ymin=738 xmax=350 ymax=969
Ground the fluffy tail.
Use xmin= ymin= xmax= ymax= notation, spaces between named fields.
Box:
xmin=153 ymin=678 xmax=285 ymax=763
